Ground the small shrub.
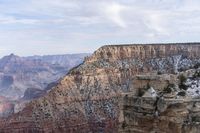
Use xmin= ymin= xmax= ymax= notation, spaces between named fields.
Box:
xmin=194 ymin=63 xmax=200 ymax=69
xmin=193 ymin=70 xmax=200 ymax=78
xmin=122 ymin=122 xmax=127 ymax=129
xmin=179 ymin=84 xmax=188 ymax=90
xmin=178 ymin=68 xmax=185 ymax=72
xmin=178 ymin=74 xmax=188 ymax=90
xmin=163 ymin=87 xmax=172 ymax=93
xmin=163 ymin=83 xmax=175 ymax=93
xmin=157 ymin=71 xmax=162 ymax=75
xmin=177 ymin=91 xmax=186 ymax=96
xmin=179 ymin=74 xmax=187 ymax=83
xmin=191 ymin=117 xmax=200 ymax=122
xmin=107 ymin=51 xmax=112 ymax=57
xmin=138 ymin=89 xmax=145 ymax=97
xmin=146 ymin=83 xmax=151 ymax=90
xmin=168 ymin=83 xmax=175 ymax=88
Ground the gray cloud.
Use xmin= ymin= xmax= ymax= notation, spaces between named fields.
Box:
xmin=0 ymin=0 xmax=200 ymax=57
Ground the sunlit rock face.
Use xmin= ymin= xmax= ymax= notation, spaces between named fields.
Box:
xmin=119 ymin=70 xmax=200 ymax=133
xmin=0 ymin=43 xmax=199 ymax=133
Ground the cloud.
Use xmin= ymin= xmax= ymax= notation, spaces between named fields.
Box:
xmin=0 ymin=0 xmax=200 ymax=57
xmin=142 ymin=11 xmax=170 ymax=35
xmin=0 ymin=15 xmax=39 ymax=24
xmin=103 ymin=2 xmax=128 ymax=28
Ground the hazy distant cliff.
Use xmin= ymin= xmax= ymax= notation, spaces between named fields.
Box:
xmin=0 ymin=53 xmax=89 ymax=99
xmin=0 ymin=43 xmax=199 ymax=133
xmin=0 ymin=53 xmax=88 ymax=117
xmin=27 ymin=53 xmax=90 ymax=67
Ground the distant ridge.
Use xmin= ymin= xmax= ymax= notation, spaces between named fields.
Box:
xmin=0 ymin=53 xmax=89 ymax=117
xmin=102 ymin=42 xmax=200 ymax=47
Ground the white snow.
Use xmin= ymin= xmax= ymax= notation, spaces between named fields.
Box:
xmin=143 ymin=87 xmax=157 ymax=97
xmin=186 ymin=78 xmax=200 ymax=98
xmin=173 ymin=55 xmax=182 ymax=73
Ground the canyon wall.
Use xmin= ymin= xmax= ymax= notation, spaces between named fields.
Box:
xmin=0 ymin=43 xmax=199 ymax=133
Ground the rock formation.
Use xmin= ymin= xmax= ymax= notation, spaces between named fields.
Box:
xmin=0 ymin=43 xmax=199 ymax=133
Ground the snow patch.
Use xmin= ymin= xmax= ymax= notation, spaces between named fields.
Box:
xmin=143 ymin=87 xmax=157 ymax=97
xmin=186 ymin=78 xmax=200 ymax=98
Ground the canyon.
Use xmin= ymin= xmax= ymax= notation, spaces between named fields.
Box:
xmin=0 ymin=53 xmax=88 ymax=117
xmin=0 ymin=43 xmax=199 ymax=133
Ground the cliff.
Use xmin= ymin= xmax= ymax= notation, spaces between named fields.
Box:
xmin=0 ymin=43 xmax=199 ymax=133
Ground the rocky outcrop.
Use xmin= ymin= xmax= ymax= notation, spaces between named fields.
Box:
xmin=0 ymin=43 xmax=199 ymax=132
xmin=119 ymin=75 xmax=200 ymax=133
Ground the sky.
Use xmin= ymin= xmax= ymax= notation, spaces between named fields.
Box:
xmin=0 ymin=0 xmax=200 ymax=57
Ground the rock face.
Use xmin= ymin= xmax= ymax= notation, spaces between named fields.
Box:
xmin=0 ymin=43 xmax=199 ymax=132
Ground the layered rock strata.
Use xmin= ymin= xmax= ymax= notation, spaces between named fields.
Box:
xmin=0 ymin=43 xmax=199 ymax=132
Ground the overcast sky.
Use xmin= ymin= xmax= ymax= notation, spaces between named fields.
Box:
xmin=0 ymin=0 xmax=200 ymax=57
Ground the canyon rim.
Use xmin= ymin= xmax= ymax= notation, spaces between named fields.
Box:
xmin=0 ymin=43 xmax=199 ymax=133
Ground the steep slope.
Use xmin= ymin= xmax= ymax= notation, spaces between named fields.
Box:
xmin=0 ymin=43 xmax=199 ymax=132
